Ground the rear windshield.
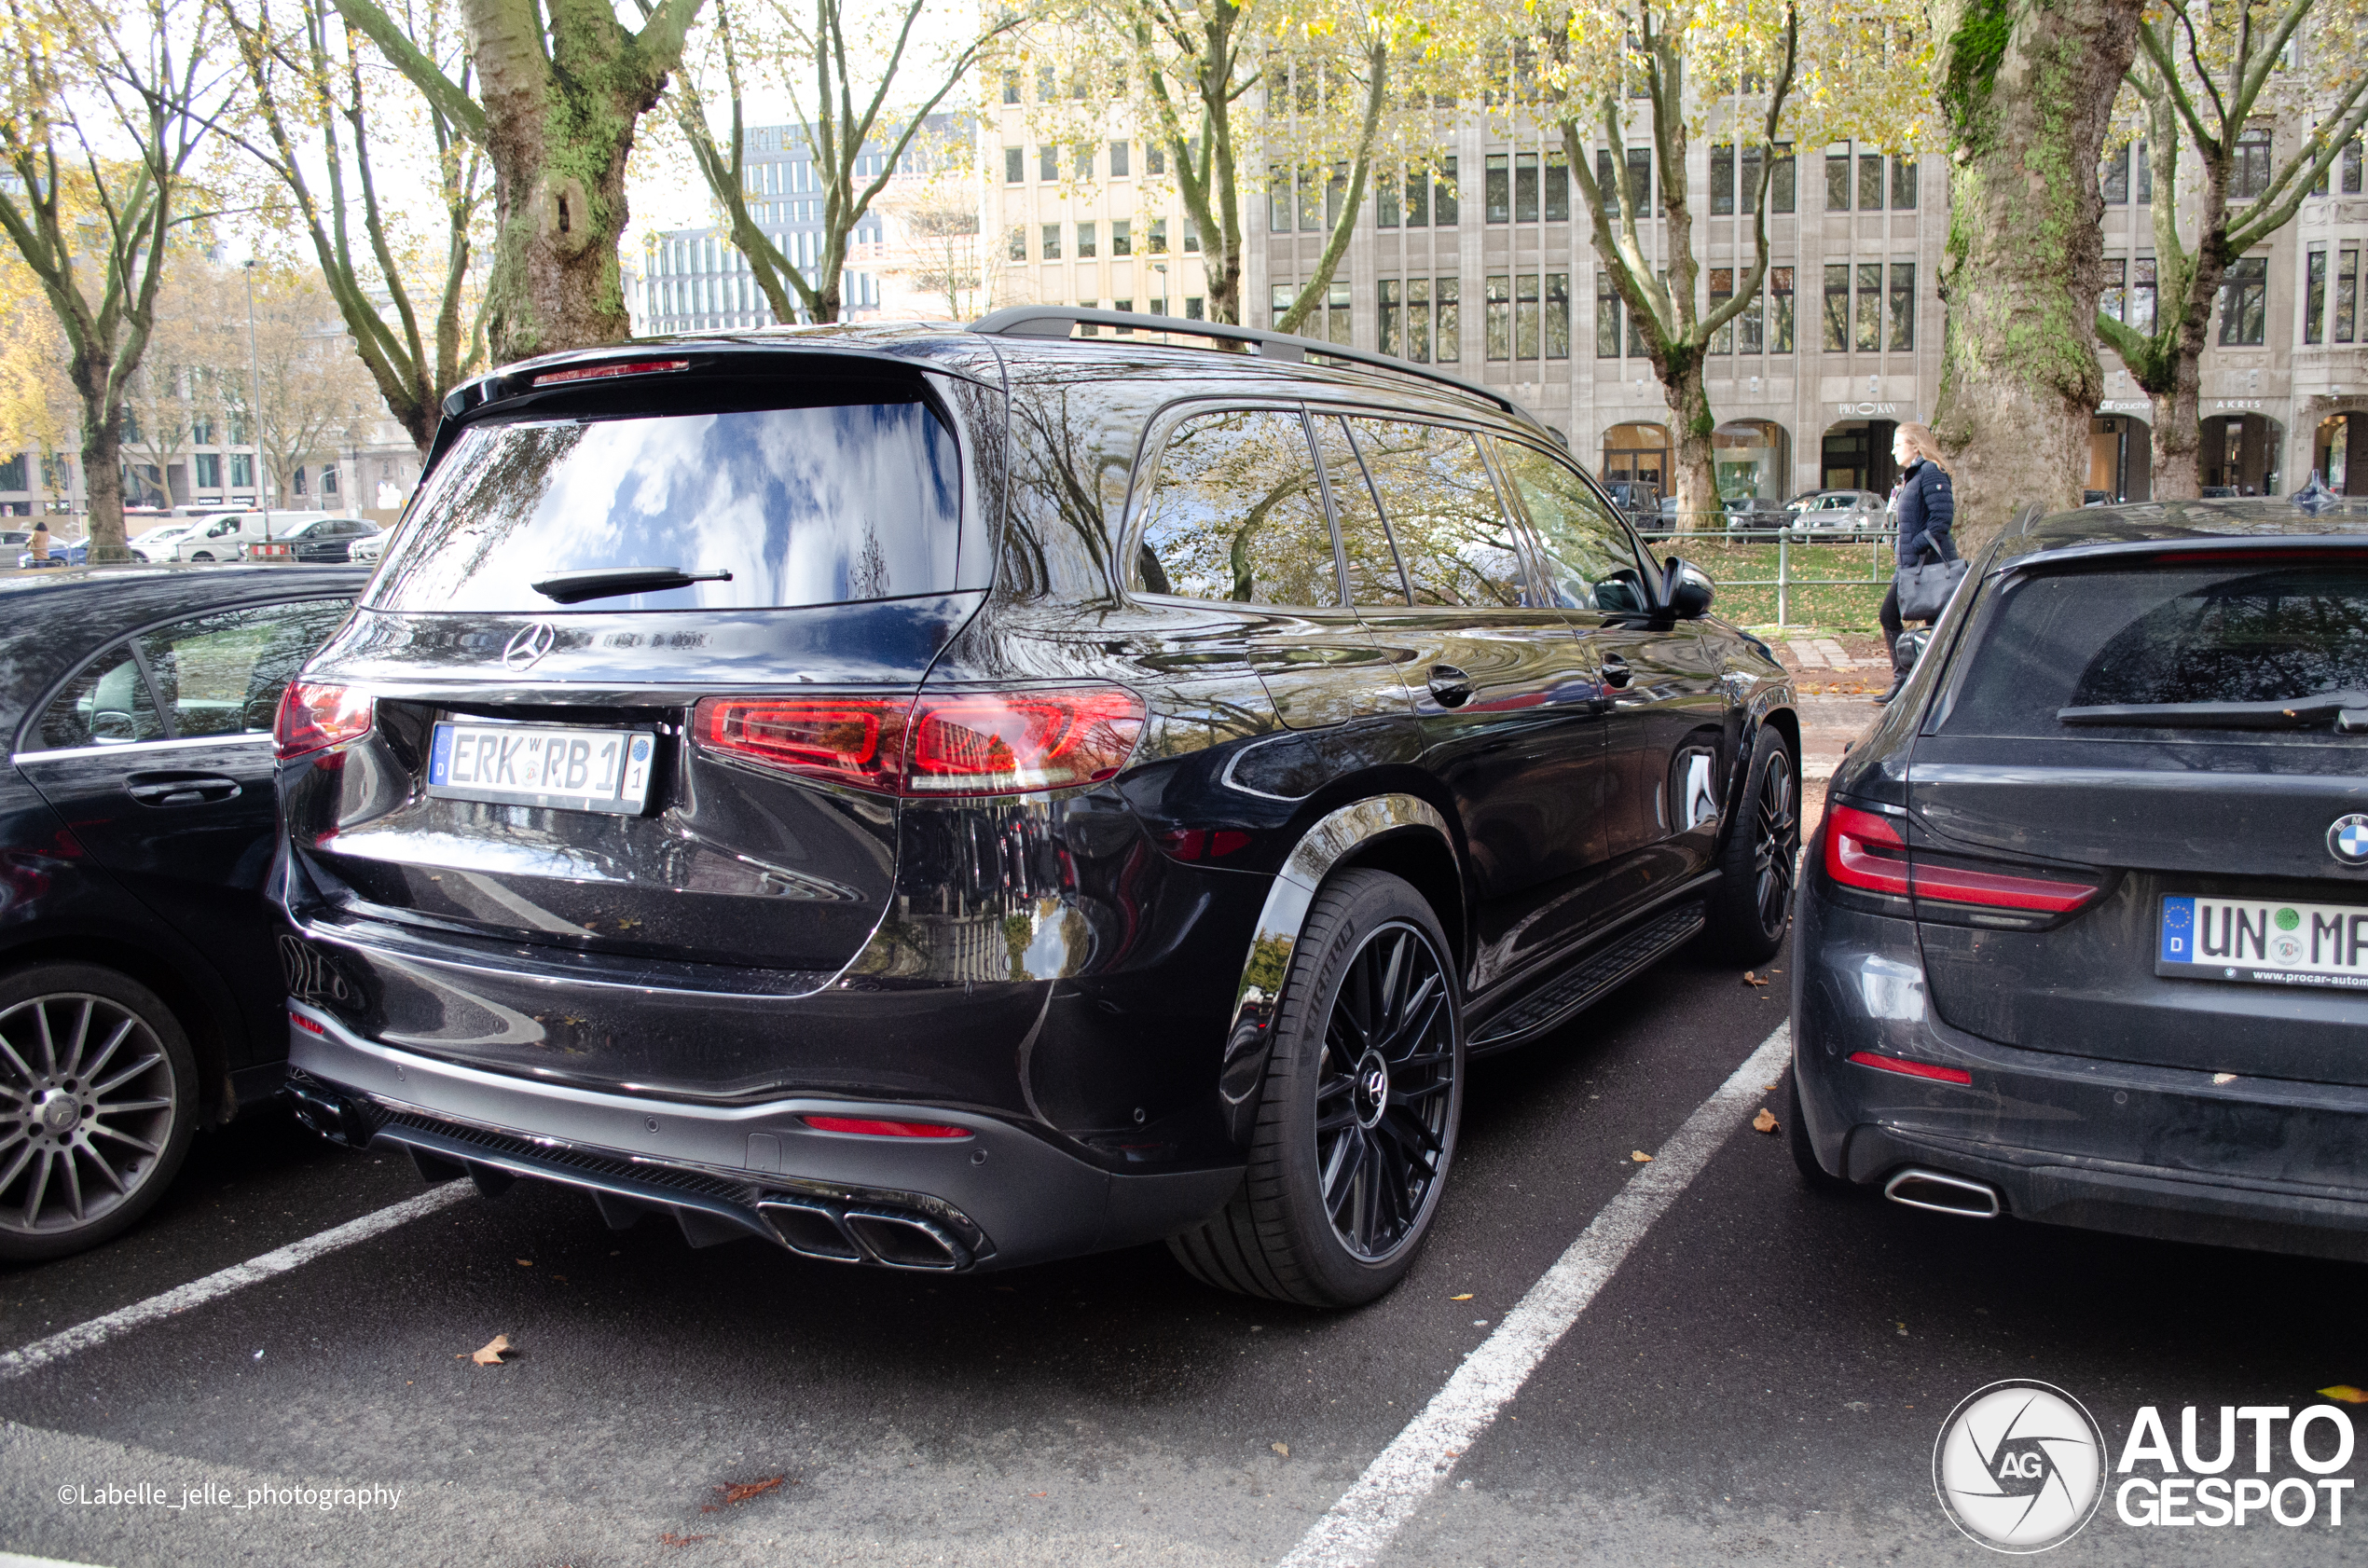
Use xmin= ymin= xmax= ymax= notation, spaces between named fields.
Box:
xmin=366 ymin=399 xmax=960 ymax=613
xmin=1942 ymin=559 xmax=2368 ymax=736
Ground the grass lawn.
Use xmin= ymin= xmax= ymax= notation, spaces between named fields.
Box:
xmin=1659 ymin=535 xmax=1894 ymax=631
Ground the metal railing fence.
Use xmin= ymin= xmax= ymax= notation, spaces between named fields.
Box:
xmin=1638 ymin=513 xmax=1895 ymax=629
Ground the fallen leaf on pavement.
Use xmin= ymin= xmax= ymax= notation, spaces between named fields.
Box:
xmin=2321 ymin=1384 xmax=2368 ymax=1404
xmin=461 ymin=1334 xmax=512 ymax=1367
xmin=657 ymin=1533 xmax=710 ymax=1547
xmin=1631 ymin=1150 xmax=1653 ymax=1162
xmin=1272 ymin=1442 xmax=1289 ymax=1457
xmin=2213 ymin=1072 xmax=2237 ymax=1085
xmin=702 ymin=1475 xmax=788 ymax=1511
xmin=1450 ymin=1293 xmax=1473 ymax=1301
xmin=1752 ymin=1108 xmax=1780 ymax=1134
xmin=1742 ymin=971 xmax=1769 ymax=987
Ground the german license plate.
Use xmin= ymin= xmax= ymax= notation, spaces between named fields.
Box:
xmin=426 ymin=721 xmax=655 ymax=814
xmin=2158 ymin=895 xmax=2368 ymax=990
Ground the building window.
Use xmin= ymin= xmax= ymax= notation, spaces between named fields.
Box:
xmin=1041 ymin=223 xmax=1061 ymax=260
xmin=1039 ymin=145 xmax=1057 ymax=182
xmin=321 ymin=466 xmax=337 ymax=496
xmin=1403 ymin=163 xmax=1429 ymax=226
xmin=1858 ymin=152 xmax=1883 ymax=213
xmin=1485 ymin=274 xmax=1511 ymax=359
xmin=1380 ymin=279 xmax=1400 ymax=355
xmin=2101 ymin=144 xmax=2129 ymax=203
xmin=1184 ymin=223 xmax=1200 ymax=253
xmin=1326 ymin=163 xmax=1347 ymax=230
xmin=2347 ymin=139 xmax=2363 ymax=195
xmin=1111 ymin=219 xmax=1131 ymax=256
xmin=1710 ymin=268 xmax=1733 ymax=353
xmin=1270 ymin=283 xmax=1291 ymax=330
xmin=1076 ymin=221 xmax=1096 ymax=258
xmin=2340 ymin=247 xmax=2360 ymax=342
xmin=1515 ymin=152 xmax=1539 ymax=222
xmin=1299 ymin=166 xmax=1325 ymax=231
xmin=1008 ymin=226 xmax=1027 ymax=262
xmin=1826 ymin=148 xmax=1851 ymax=211
xmin=1598 ymin=272 xmax=1622 ymax=358
xmin=293 ymin=467 xmax=308 ymax=495
xmin=1888 ymin=262 xmax=1915 ymax=350
xmin=1148 ymin=143 xmax=1165 ymax=175
xmin=1893 ymin=156 xmax=1918 ymax=209
xmin=1409 ymin=278 xmax=1435 ymax=363
xmin=1004 ymin=147 xmax=1023 ymax=183
xmin=1437 ymin=158 xmax=1460 ymax=226
xmin=1515 ymin=273 xmax=1540 ymax=358
xmin=1823 ymin=263 xmax=1850 ymax=349
xmin=195 ymin=452 xmax=219 ymax=488
xmin=1856 ymin=263 xmax=1883 ymax=351
xmin=1074 ymin=143 xmax=1094 ymax=179
xmin=2131 ymin=256 xmax=2157 ymax=332
xmin=1036 ymin=64 xmax=1054 ymax=99
xmin=1186 ymin=296 xmax=1205 ymax=319
xmin=1437 ymin=277 xmax=1460 ymax=362
xmin=1109 ymin=140 xmax=1129 ymax=178
xmin=2308 ymin=247 xmax=2328 ymax=343
xmin=1001 ymin=70 xmax=1020 ymax=104
xmin=2218 ymin=255 xmax=2267 ymax=344
xmin=1625 ymin=147 xmax=1650 ymax=213
xmin=2101 ymin=255 xmax=2127 ymax=322
xmin=1327 ymin=282 xmax=1350 ymax=345
xmin=1546 ymin=274 xmax=1569 ymax=358
xmin=1149 ymin=218 xmax=1167 ymax=254
xmin=2137 ymin=141 xmax=2152 ymax=202
xmin=1772 ymin=144 xmax=1796 ymax=213
xmin=1770 ymin=267 xmax=1795 ymax=351
xmin=1740 ymin=275 xmax=1764 ymax=352
xmin=1545 ymin=155 xmax=1568 ymax=221
xmin=229 ymin=453 xmax=253 ymax=488
xmin=2233 ymin=129 xmax=2272 ymax=200
xmin=1379 ymin=171 xmax=1401 ymax=227
xmin=1271 ymin=165 xmax=1292 ymax=234
xmin=1711 ymin=144 xmax=1735 ymax=215
xmin=1485 ymin=153 xmax=1510 ymax=223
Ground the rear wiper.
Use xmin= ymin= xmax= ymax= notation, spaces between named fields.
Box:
xmin=2058 ymin=690 xmax=2368 ymax=730
xmin=530 ymin=566 xmax=733 ymax=605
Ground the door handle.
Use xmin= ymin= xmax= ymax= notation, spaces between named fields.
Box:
xmin=125 ymin=772 xmax=242 ymax=806
xmin=1426 ymin=665 xmax=1474 ymax=708
xmin=1600 ymin=653 xmax=1632 ymax=689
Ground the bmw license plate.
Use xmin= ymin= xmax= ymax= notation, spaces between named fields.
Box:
xmin=426 ymin=721 xmax=655 ymax=815
xmin=2158 ymin=895 xmax=2368 ymax=989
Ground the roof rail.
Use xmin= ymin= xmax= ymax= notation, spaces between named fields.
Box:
xmin=971 ymin=306 xmax=1558 ymax=441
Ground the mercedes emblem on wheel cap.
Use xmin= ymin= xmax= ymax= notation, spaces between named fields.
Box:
xmin=503 ymin=622 xmax=558 ymax=671
xmin=2332 ymin=814 xmax=2368 ymax=867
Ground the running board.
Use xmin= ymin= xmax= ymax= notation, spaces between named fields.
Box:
xmin=1470 ymin=902 xmax=1707 ymax=1052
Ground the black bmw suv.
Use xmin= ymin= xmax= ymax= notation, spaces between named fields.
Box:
xmin=275 ymin=311 xmax=1798 ymax=1306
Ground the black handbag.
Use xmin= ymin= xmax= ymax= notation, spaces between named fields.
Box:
xmin=1893 ymin=543 xmax=1967 ymax=621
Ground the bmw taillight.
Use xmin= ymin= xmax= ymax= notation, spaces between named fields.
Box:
xmin=1823 ymin=801 xmax=2100 ymax=918
xmin=695 ymin=685 xmax=1144 ymax=798
xmin=273 ymin=681 xmax=375 ymax=760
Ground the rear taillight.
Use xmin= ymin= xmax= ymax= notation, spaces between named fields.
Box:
xmin=1848 ymin=1050 xmax=1974 ymax=1086
xmin=1823 ymin=802 xmax=2100 ymax=915
xmin=273 ymin=681 xmax=375 ymax=760
xmin=696 ymin=686 xmax=1144 ymax=798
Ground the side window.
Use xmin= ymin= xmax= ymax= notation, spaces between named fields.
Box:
xmin=1348 ymin=420 xmax=1529 ymax=608
xmin=36 ymin=648 xmax=163 ymax=750
xmin=1309 ymin=415 xmax=1409 ymax=606
xmin=1493 ymin=441 xmax=1654 ymax=614
xmin=209 ymin=518 xmax=239 ymax=538
xmin=134 ymin=598 xmax=353 ymax=738
xmin=1131 ymin=408 xmax=1338 ymax=605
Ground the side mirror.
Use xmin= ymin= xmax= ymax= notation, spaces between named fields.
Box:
xmin=1661 ymin=557 xmax=1714 ymax=619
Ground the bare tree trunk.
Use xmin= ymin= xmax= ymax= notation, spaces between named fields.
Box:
xmin=1930 ymin=0 xmax=2144 ymax=550
xmin=2150 ymin=370 xmax=2203 ymax=497
xmin=1661 ymin=351 xmax=1716 ymax=520
xmin=76 ymin=408 xmax=126 ymax=558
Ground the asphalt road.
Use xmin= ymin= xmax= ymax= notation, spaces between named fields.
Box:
xmin=0 ymin=930 xmax=2361 ymax=1568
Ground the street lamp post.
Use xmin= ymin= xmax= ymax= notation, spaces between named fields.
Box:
xmin=243 ymin=260 xmax=270 ymax=546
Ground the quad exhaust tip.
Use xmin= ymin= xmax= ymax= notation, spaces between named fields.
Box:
xmin=759 ymin=1199 xmax=970 ymax=1271
xmin=1883 ymin=1167 xmax=2003 ymax=1218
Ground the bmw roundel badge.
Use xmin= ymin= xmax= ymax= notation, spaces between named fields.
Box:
xmin=2331 ymin=814 xmax=2368 ymax=867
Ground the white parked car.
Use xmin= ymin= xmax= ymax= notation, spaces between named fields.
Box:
xmin=348 ymin=528 xmax=389 ymax=563
xmin=165 ymin=510 xmax=339 ymax=562
xmin=131 ymin=522 xmax=200 ymax=562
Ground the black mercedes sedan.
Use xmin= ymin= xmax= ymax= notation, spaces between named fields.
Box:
xmin=1791 ymin=497 xmax=2368 ymax=1261
xmin=0 ymin=563 xmax=368 ymax=1259
xmin=272 ymin=313 xmax=1801 ymax=1307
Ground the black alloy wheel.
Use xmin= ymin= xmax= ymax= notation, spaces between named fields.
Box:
xmin=1313 ymin=919 xmax=1457 ymax=1261
xmin=0 ymin=965 xmax=198 ymax=1261
xmin=1168 ymin=868 xmax=1465 ymax=1308
xmin=1702 ymin=727 xmax=1798 ymax=965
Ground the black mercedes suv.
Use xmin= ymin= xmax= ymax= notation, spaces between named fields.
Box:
xmin=274 ymin=310 xmax=1798 ymax=1306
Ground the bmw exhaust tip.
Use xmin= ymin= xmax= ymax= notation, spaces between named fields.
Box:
xmin=1883 ymin=1167 xmax=2003 ymax=1218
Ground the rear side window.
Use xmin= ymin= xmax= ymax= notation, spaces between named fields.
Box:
xmin=1943 ymin=561 xmax=2368 ymax=736
xmin=137 ymin=598 xmax=352 ymax=737
xmin=1131 ymin=408 xmax=1338 ymax=605
xmin=367 ymin=400 xmax=961 ymax=613
xmin=37 ymin=650 xmax=161 ymax=750
xmin=1349 ymin=420 xmax=1528 ymax=607
xmin=1492 ymin=441 xmax=1654 ymax=613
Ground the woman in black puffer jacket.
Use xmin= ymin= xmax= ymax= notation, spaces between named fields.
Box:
xmin=1876 ymin=421 xmax=1954 ymax=705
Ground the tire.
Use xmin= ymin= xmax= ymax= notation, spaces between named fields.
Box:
xmin=0 ymin=964 xmax=200 ymax=1262
xmin=189 ymin=551 xmax=213 ymax=562
xmin=1700 ymin=725 xmax=1798 ymax=966
xmin=1785 ymin=1070 xmax=1853 ymax=1193
xmin=1169 ymin=869 xmax=1464 ymax=1309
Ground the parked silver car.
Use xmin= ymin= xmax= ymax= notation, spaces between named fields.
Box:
xmin=1785 ymin=489 xmax=1887 ymax=539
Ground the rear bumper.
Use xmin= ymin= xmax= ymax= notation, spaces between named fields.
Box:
xmin=286 ymin=1004 xmax=1242 ymax=1272
xmin=1794 ymin=886 xmax=2368 ymax=1263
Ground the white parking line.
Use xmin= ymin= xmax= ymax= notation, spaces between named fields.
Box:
xmin=0 ymin=1184 xmax=471 ymax=1382
xmin=1278 ymin=1023 xmax=1795 ymax=1568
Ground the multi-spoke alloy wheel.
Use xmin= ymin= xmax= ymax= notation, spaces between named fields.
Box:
xmin=0 ymin=967 xmax=195 ymax=1261
xmin=1168 ymin=868 xmax=1465 ymax=1308
xmin=1703 ymin=728 xmax=1798 ymax=966
xmin=1752 ymin=758 xmax=1799 ymax=937
xmin=1313 ymin=920 xmax=1456 ymax=1261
